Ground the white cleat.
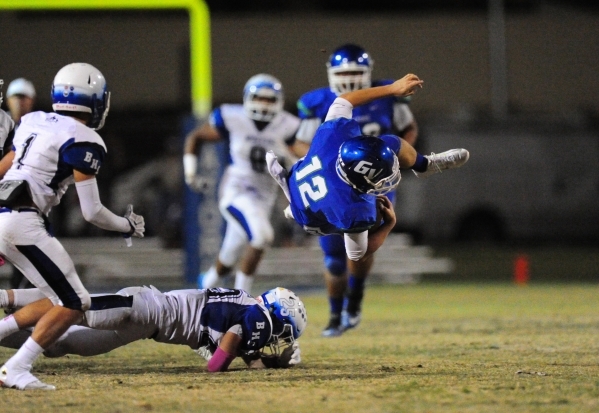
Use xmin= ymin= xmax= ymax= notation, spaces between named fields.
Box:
xmin=0 ymin=365 xmax=56 ymax=391
xmin=341 ymin=310 xmax=362 ymax=331
xmin=415 ymin=149 xmax=470 ymax=178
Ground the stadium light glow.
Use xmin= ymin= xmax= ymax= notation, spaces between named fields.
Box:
xmin=0 ymin=0 xmax=212 ymax=117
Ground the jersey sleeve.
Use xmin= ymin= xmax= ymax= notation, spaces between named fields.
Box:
xmin=60 ymin=140 xmax=106 ymax=175
xmin=325 ymin=98 xmax=353 ymax=121
xmin=208 ymin=106 xmax=230 ymax=140
xmin=238 ymin=304 xmax=272 ymax=353
xmin=393 ymin=103 xmax=414 ymax=132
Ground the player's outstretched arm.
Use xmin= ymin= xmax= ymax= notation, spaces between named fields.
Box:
xmin=183 ymin=122 xmax=221 ymax=192
xmin=74 ymin=170 xmax=145 ymax=238
xmin=206 ymin=331 xmax=240 ymax=372
xmin=364 ymin=196 xmax=397 ymax=256
xmin=340 ymin=74 xmax=423 ymax=108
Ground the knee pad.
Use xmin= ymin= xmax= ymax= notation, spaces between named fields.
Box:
xmin=324 ymin=255 xmax=346 ymax=277
xmin=249 ymin=225 xmax=274 ymax=250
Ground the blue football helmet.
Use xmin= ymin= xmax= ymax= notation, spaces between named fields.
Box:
xmin=243 ymin=74 xmax=284 ymax=122
xmin=259 ymin=287 xmax=307 ymax=353
xmin=327 ymin=44 xmax=373 ymax=96
xmin=336 ymin=136 xmax=401 ymax=195
xmin=51 ymin=63 xmax=110 ymax=130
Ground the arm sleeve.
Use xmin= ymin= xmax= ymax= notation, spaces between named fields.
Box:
xmin=344 ymin=231 xmax=369 ymax=261
xmin=75 ymin=178 xmax=131 ymax=233
xmin=183 ymin=153 xmax=197 ymax=181
xmin=393 ymin=103 xmax=414 ymax=132
xmin=295 ymin=118 xmax=322 ymax=144
xmin=207 ymin=347 xmax=237 ymax=372
xmin=325 ymin=98 xmax=354 ymax=122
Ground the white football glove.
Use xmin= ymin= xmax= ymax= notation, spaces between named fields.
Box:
xmin=185 ymin=175 xmax=211 ymax=193
xmin=124 ymin=204 xmax=145 ymax=238
xmin=278 ymin=341 xmax=301 ymax=368
xmin=194 ymin=345 xmax=213 ymax=362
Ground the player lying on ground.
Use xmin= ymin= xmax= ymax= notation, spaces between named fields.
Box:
xmin=0 ymin=286 xmax=307 ymax=371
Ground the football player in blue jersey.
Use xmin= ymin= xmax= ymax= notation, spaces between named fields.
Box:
xmin=294 ymin=45 xmax=420 ymax=337
xmin=268 ymin=72 xmax=469 ymax=337
xmin=0 ymin=63 xmax=145 ymax=390
xmin=0 ymin=286 xmax=306 ymax=372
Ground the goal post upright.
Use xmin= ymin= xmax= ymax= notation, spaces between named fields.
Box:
xmin=0 ymin=0 xmax=212 ymax=118
xmin=0 ymin=0 xmax=212 ymax=285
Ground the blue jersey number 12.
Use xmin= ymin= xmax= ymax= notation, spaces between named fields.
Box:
xmin=296 ymin=156 xmax=328 ymax=208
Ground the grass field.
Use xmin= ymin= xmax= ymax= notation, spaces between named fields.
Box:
xmin=1 ymin=283 xmax=598 ymax=413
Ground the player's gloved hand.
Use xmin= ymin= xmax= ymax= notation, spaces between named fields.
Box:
xmin=185 ymin=175 xmax=211 ymax=193
xmin=278 ymin=341 xmax=301 ymax=368
xmin=124 ymin=204 xmax=145 ymax=238
xmin=194 ymin=345 xmax=213 ymax=362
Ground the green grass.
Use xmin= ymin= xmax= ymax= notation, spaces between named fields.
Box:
xmin=1 ymin=284 xmax=598 ymax=412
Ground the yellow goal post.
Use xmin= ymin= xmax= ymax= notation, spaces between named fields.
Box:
xmin=0 ymin=0 xmax=212 ymax=118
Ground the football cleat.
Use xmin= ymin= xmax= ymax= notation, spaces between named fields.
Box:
xmin=341 ymin=310 xmax=362 ymax=331
xmin=0 ymin=365 xmax=56 ymax=391
xmin=197 ymin=270 xmax=222 ymax=289
xmin=321 ymin=315 xmax=344 ymax=338
xmin=414 ymin=149 xmax=470 ymax=178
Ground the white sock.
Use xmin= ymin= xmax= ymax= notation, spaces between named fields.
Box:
xmin=0 ymin=290 xmax=9 ymax=308
xmin=200 ymin=266 xmax=220 ymax=288
xmin=6 ymin=337 xmax=44 ymax=370
xmin=0 ymin=315 xmax=19 ymax=341
xmin=13 ymin=289 xmax=46 ymax=307
xmin=234 ymin=271 xmax=254 ymax=293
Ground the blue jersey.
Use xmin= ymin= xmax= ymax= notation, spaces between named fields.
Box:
xmin=288 ymin=117 xmax=378 ymax=235
xmin=297 ymin=79 xmax=411 ymax=137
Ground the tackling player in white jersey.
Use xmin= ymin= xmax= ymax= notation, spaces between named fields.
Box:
xmin=0 ymin=63 xmax=145 ymax=391
xmin=0 ymin=286 xmax=306 ymax=371
xmin=184 ymin=74 xmax=308 ymax=293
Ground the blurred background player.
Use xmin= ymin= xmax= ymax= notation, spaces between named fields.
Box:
xmin=5 ymin=78 xmax=36 ymax=127
xmin=294 ymin=44 xmax=420 ymax=337
xmin=0 ymin=63 xmax=145 ymax=391
xmin=0 ymin=286 xmax=307 ymax=372
xmin=3 ymin=78 xmax=37 ymax=289
xmin=278 ymin=73 xmax=468 ymax=338
xmin=184 ymin=74 xmax=307 ymax=294
xmin=0 ymin=79 xmax=15 ymax=162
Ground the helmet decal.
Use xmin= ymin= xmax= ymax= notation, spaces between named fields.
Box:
xmin=336 ymin=136 xmax=401 ymax=195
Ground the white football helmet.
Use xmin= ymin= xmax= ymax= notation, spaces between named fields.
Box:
xmin=258 ymin=287 xmax=307 ymax=355
xmin=327 ymin=44 xmax=373 ymax=96
xmin=243 ymin=74 xmax=284 ymax=122
xmin=51 ymin=63 xmax=110 ymax=130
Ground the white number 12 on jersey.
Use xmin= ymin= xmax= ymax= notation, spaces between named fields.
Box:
xmin=296 ymin=156 xmax=328 ymax=208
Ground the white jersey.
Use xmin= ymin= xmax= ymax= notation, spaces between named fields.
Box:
xmin=2 ymin=111 xmax=106 ymax=215
xmin=128 ymin=287 xmax=273 ymax=353
xmin=211 ymin=104 xmax=299 ymax=200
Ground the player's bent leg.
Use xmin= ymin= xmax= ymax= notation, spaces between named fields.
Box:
xmin=83 ymin=294 xmax=134 ymax=330
xmin=320 ymin=235 xmax=347 ymax=337
xmin=199 ymin=212 xmax=248 ymax=289
xmin=342 ymin=255 xmax=375 ymax=331
xmin=414 ymin=149 xmax=470 ymax=178
xmin=43 ymin=324 xmax=151 ymax=358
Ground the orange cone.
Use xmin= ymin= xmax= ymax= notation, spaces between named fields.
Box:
xmin=514 ymin=254 xmax=530 ymax=285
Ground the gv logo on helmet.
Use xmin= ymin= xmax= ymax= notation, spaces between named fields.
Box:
xmin=353 ymin=161 xmax=383 ymax=180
